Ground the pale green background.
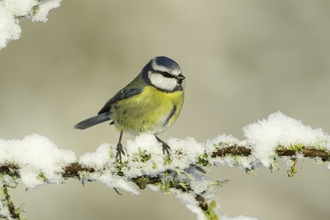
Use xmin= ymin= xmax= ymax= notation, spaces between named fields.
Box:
xmin=1 ymin=1 xmax=330 ymax=219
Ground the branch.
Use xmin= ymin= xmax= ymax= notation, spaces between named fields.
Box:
xmin=1 ymin=112 xmax=330 ymax=220
xmin=212 ymin=145 xmax=329 ymax=161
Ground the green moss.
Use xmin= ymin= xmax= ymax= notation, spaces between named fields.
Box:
xmin=245 ymin=167 xmax=256 ymax=175
xmin=205 ymin=200 xmax=219 ymax=220
xmin=163 ymin=157 xmax=171 ymax=165
xmin=138 ymin=149 xmax=151 ymax=162
xmin=38 ymin=173 xmax=47 ymax=182
xmin=157 ymin=180 xmax=171 ymax=193
xmin=132 ymin=177 xmax=149 ymax=190
xmin=287 ymin=159 xmax=299 ymax=178
xmin=152 ymin=162 xmax=157 ymax=169
xmin=287 ymin=144 xmax=304 ymax=151
xmin=208 ymin=180 xmax=229 ymax=188
xmin=117 ymin=161 xmax=128 ymax=177
xmin=269 ymin=158 xmax=280 ymax=172
xmin=197 ymin=153 xmax=209 ymax=166
xmin=109 ymin=145 xmax=115 ymax=159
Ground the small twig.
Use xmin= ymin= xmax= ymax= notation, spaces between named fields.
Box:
xmin=2 ymin=184 xmax=21 ymax=219
xmin=212 ymin=146 xmax=251 ymax=157
xmin=277 ymin=148 xmax=328 ymax=161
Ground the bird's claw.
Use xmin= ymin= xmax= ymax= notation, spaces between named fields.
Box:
xmin=162 ymin=142 xmax=171 ymax=157
xmin=155 ymin=136 xmax=171 ymax=159
xmin=116 ymin=143 xmax=125 ymax=163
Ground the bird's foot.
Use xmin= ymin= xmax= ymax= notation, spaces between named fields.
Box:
xmin=116 ymin=143 xmax=125 ymax=163
xmin=155 ymin=136 xmax=171 ymax=158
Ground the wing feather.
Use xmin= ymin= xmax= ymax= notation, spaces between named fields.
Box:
xmin=98 ymin=88 xmax=142 ymax=114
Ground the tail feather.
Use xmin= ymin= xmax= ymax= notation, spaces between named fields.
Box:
xmin=74 ymin=112 xmax=111 ymax=130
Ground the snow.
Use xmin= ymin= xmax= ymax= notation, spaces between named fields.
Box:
xmin=0 ymin=0 xmax=61 ymax=49
xmin=79 ymin=143 xmax=140 ymax=195
xmin=0 ymin=134 xmax=76 ymax=188
xmin=167 ymin=137 xmax=205 ymax=167
xmin=122 ymin=134 xmax=205 ymax=177
xmin=243 ymin=111 xmax=330 ymax=167
xmin=79 ymin=143 xmax=115 ymax=169
xmin=78 ymin=134 xmax=208 ymax=195
xmin=0 ymin=6 xmax=21 ymax=50
xmin=220 ymin=215 xmax=259 ymax=220
xmin=32 ymin=0 xmax=61 ymax=22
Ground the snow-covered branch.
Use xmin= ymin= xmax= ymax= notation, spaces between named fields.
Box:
xmin=1 ymin=112 xmax=330 ymax=220
xmin=0 ymin=0 xmax=62 ymax=50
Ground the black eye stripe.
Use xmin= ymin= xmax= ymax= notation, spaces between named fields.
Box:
xmin=154 ymin=70 xmax=175 ymax=78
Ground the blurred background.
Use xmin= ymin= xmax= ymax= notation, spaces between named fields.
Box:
xmin=1 ymin=1 xmax=330 ymax=219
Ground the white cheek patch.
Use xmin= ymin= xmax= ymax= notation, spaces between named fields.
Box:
xmin=148 ymin=72 xmax=177 ymax=91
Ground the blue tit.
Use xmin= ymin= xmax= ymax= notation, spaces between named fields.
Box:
xmin=74 ymin=56 xmax=185 ymax=162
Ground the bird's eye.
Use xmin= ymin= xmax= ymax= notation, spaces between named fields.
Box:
xmin=158 ymin=71 xmax=175 ymax=79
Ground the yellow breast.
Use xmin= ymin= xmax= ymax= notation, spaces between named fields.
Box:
xmin=110 ymin=86 xmax=184 ymax=135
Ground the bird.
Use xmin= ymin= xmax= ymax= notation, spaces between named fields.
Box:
xmin=74 ymin=56 xmax=185 ymax=162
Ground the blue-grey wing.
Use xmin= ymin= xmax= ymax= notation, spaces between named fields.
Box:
xmin=98 ymin=88 xmax=143 ymax=114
